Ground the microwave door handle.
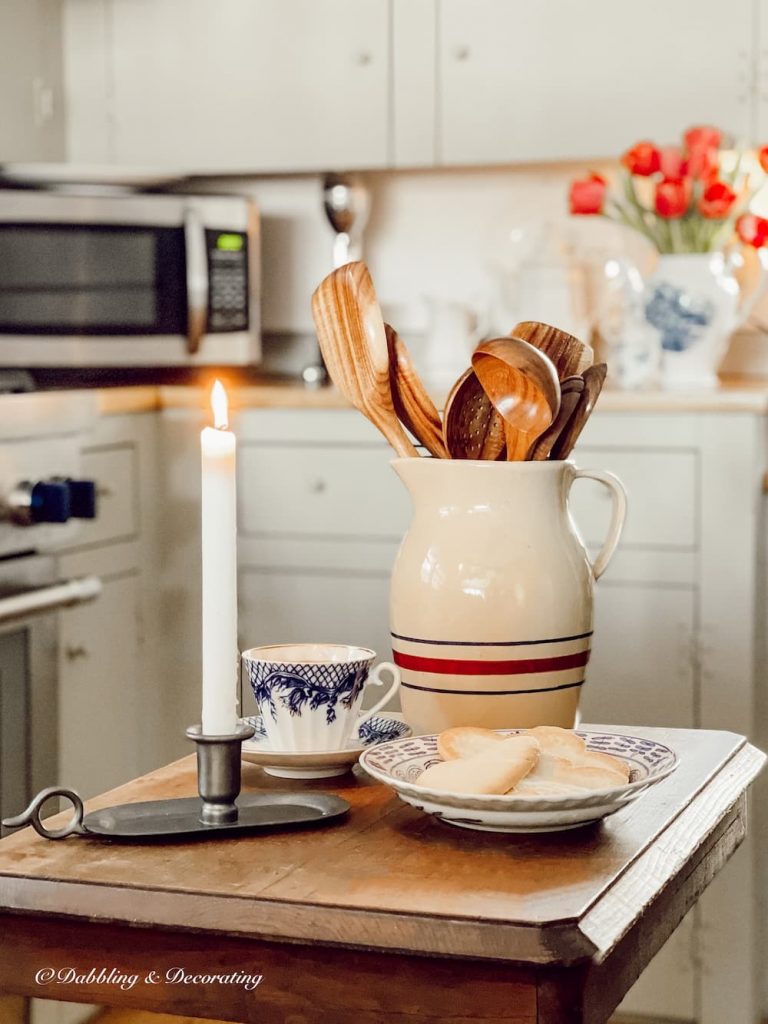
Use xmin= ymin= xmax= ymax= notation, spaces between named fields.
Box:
xmin=0 ymin=576 xmax=101 ymax=626
xmin=184 ymin=208 xmax=209 ymax=356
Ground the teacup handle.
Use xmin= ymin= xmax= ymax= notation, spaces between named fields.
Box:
xmin=571 ymin=468 xmax=628 ymax=580
xmin=356 ymin=662 xmax=401 ymax=729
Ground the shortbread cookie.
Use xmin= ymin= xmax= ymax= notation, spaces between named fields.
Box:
xmin=528 ymin=726 xmax=630 ymax=786
xmin=534 ymin=752 xmax=627 ymax=791
xmin=510 ymin=777 xmax=587 ymax=798
xmin=437 ymin=726 xmax=506 ymax=761
xmin=420 ymin=735 xmax=540 ymax=795
xmin=528 ymin=725 xmax=587 ymax=758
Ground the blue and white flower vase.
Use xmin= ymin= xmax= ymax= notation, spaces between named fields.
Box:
xmin=644 ymin=252 xmax=764 ymax=388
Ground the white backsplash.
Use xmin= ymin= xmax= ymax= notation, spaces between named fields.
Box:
xmin=194 ymin=164 xmax=768 ymax=376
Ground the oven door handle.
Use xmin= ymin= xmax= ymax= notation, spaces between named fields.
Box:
xmin=0 ymin=576 xmax=102 ymax=626
xmin=184 ymin=206 xmax=209 ymax=356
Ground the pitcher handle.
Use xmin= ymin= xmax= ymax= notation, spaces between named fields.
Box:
xmin=356 ymin=662 xmax=401 ymax=730
xmin=571 ymin=469 xmax=628 ymax=580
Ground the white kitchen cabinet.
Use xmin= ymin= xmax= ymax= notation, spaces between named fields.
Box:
xmin=0 ymin=0 xmax=65 ymax=162
xmin=60 ymin=0 xmax=764 ymax=171
xmin=68 ymin=0 xmax=391 ymax=172
xmin=232 ymin=403 xmax=767 ymax=1024
xmin=53 ymin=412 xmax=170 ymax=795
xmin=437 ymin=0 xmax=753 ymax=165
xmin=57 ymin=562 xmax=140 ymax=798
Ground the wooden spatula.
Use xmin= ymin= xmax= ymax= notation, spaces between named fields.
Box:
xmin=311 ymin=263 xmax=419 ymax=458
xmin=526 ymin=375 xmax=585 ymax=460
xmin=512 ymin=321 xmax=593 ymax=379
xmin=386 ymin=324 xmax=448 ymax=458
xmin=549 ymin=363 xmax=608 ymax=460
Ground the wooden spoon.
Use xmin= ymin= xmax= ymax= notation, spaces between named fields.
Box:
xmin=526 ymin=375 xmax=584 ymax=461
xmin=549 ymin=363 xmax=608 ymax=460
xmin=512 ymin=321 xmax=593 ymax=379
xmin=386 ymin=324 xmax=448 ymax=458
xmin=442 ymin=367 xmax=506 ymax=460
xmin=471 ymin=337 xmax=561 ymax=461
xmin=311 ymin=262 xmax=419 ymax=458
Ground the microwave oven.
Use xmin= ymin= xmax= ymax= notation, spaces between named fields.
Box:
xmin=0 ymin=190 xmax=260 ymax=367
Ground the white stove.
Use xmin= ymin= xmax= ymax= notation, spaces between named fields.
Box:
xmin=0 ymin=390 xmax=103 ymax=838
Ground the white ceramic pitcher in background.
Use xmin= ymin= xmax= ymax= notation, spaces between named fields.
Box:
xmin=421 ymin=296 xmax=488 ymax=386
xmin=389 ymin=459 xmax=627 ymax=735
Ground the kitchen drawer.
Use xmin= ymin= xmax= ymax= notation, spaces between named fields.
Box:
xmin=571 ymin=449 xmax=697 ymax=549
xmin=239 ymin=444 xmax=410 ymax=539
xmin=77 ymin=445 xmax=137 ymax=547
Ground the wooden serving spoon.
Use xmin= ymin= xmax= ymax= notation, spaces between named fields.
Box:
xmin=526 ymin=375 xmax=584 ymax=461
xmin=386 ymin=324 xmax=448 ymax=458
xmin=442 ymin=367 xmax=506 ymax=460
xmin=512 ymin=321 xmax=593 ymax=379
xmin=549 ymin=363 xmax=608 ymax=460
xmin=471 ymin=337 xmax=561 ymax=460
xmin=311 ymin=263 xmax=419 ymax=458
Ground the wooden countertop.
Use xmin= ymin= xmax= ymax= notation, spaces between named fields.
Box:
xmin=94 ymin=376 xmax=768 ymax=417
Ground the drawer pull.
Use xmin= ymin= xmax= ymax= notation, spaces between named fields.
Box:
xmin=65 ymin=644 xmax=89 ymax=661
xmin=96 ymin=485 xmax=114 ymax=499
xmin=310 ymin=479 xmax=327 ymax=494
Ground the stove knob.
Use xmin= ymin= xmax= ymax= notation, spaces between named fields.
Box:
xmin=30 ymin=481 xmax=70 ymax=524
xmin=67 ymin=479 xmax=97 ymax=520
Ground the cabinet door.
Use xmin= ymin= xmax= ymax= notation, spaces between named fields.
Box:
xmin=0 ymin=0 xmax=65 ymax=162
xmin=438 ymin=0 xmax=753 ymax=165
xmin=58 ymin=573 xmax=140 ymax=798
xmin=580 ymin=582 xmax=695 ymax=729
xmin=109 ymin=0 xmax=390 ymax=171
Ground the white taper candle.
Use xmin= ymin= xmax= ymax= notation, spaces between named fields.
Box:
xmin=200 ymin=380 xmax=239 ymax=735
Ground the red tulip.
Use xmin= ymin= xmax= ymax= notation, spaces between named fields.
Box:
xmin=569 ymin=173 xmax=606 ymax=215
xmin=655 ymin=178 xmax=691 ymax=219
xmin=736 ymin=213 xmax=768 ymax=248
xmin=685 ymin=125 xmax=722 ymax=154
xmin=758 ymin=145 xmax=768 ymax=173
xmin=686 ymin=145 xmax=719 ymax=181
xmin=698 ymin=180 xmax=738 ymax=219
xmin=659 ymin=147 xmax=685 ymax=179
xmin=621 ymin=141 xmax=661 ymax=177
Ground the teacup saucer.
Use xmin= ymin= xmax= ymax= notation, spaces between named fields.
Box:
xmin=240 ymin=713 xmax=412 ymax=779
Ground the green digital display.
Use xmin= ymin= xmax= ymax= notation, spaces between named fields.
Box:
xmin=216 ymin=233 xmax=244 ymax=251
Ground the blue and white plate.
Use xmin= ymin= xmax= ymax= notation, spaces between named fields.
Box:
xmin=359 ymin=728 xmax=678 ymax=833
xmin=240 ymin=713 xmax=412 ymax=779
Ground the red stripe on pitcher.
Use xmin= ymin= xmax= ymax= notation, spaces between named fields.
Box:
xmin=392 ymin=649 xmax=590 ymax=676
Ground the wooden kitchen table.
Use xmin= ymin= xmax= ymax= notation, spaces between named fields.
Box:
xmin=0 ymin=725 xmax=763 ymax=1024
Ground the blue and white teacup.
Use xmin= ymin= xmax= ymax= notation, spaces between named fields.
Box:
xmin=242 ymin=643 xmax=401 ymax=752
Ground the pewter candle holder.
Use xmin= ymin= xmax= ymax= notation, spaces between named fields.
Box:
xmin=2 ymin=720 xmax=348 ymax=842
xmin=186 ymin=721 xmax=255 ymax=825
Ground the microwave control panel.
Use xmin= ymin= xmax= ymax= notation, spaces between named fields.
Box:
xmin=205 ymin=230 xmax=249 ymax=332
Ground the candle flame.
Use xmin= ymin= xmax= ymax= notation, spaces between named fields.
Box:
xmin=211 ymin=379 xmax=229 ymax=430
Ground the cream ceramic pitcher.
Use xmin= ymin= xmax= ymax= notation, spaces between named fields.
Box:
xmin=390 ymin=459 xmax=627 ymax=734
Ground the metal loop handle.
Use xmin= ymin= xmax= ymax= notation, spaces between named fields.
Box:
xmin=1 ymin=787 xmax=85 ymax=840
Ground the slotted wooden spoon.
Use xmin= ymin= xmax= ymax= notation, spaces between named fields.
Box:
xmin=472 ymin=337 xmax=561 ymax=461
xmin=526 ymin=375 xmax=585 ymax=460
xmin=386 ymin=324 xmax=448 ymax=458
xmin=512 ymin=321 xmax=593 ymax=379
xmin=549 ymin=363 xmax=608 ymax=460
xmin=311 ymin=263 xmax=419 ymax=458
xmin=442 ymin=367 xmax=506 ymax=460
